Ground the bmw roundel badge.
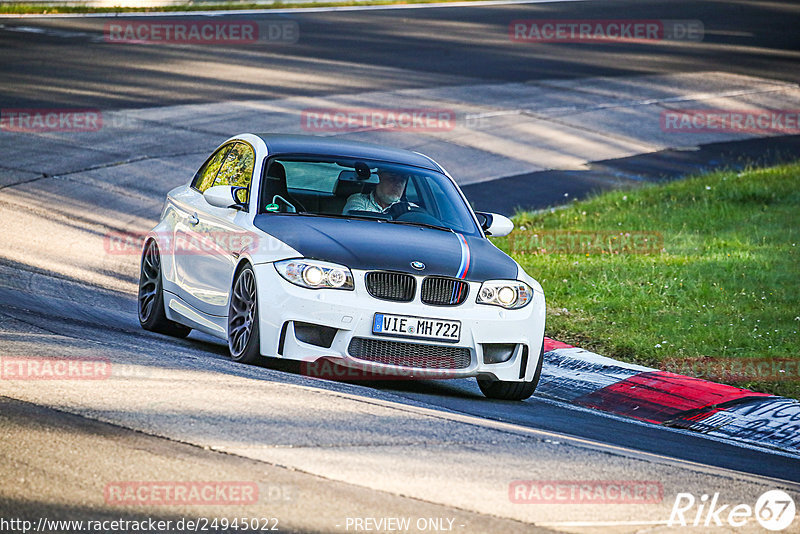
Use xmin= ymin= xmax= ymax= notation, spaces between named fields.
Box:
xmin=410 ymin=261 xmax=425 ymax=271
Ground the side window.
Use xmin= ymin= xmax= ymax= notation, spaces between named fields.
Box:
xmin=192 ymin=145 xmax=231 ymax=193
xmin=213 ymin=142 xmax=255 ymax=204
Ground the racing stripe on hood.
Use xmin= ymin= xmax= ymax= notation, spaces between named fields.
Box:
xmin=455 ymin=233 xmax=471 ymax=279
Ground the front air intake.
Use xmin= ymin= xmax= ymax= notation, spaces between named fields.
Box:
xmin=348 ymin=337 xmax=471 ymax=369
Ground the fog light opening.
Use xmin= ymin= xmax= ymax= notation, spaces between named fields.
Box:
xmin=294 ymin=322 xmax=338 ymax=348
xmin=481 ymin=343 xmax=517 ymax=364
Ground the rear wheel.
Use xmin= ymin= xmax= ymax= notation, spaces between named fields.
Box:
xmin=227 ymin=264 xmax=261 ymax=364
xmin=477 ymin=341 xmax=544 ymax=401
xmin=138 ymin=240 xmax=191 ymax=338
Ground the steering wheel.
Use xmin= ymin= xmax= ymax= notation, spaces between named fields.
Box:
xmin=384 ymin=201 xmax=412 ymax=219
xmin=384 ymin=202 xmax=445 ymax=228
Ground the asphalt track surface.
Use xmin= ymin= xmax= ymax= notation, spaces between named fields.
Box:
xmin=3 ymin=268 xmax=800 ymax=484
xmin=1 ymin=0 xmax=799 ymax=109
xmin=2 ymin=0 xmax=800 ymax=531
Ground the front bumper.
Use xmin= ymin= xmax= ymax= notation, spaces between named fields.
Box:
xmin=253 ymin=264 xmax=545 ymax=382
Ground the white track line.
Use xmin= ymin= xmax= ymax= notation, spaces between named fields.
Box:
xmin=538 ymin=520 xmax=671 ymax=528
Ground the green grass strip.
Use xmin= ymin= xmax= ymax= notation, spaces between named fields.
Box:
xmin=1 ymin=0 xmax=488 ymax=15
xmin=493 ymin=161 xmax=800 ymax=398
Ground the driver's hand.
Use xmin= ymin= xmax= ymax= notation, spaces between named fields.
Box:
xmin=384 ymin=201 xmax=411 ymax=219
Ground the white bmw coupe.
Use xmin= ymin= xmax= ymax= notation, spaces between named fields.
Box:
xmin=138 ymin=134 xmax=546 ymax=400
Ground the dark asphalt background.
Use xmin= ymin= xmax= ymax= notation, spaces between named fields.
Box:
xmin=1 ymin=0 xmax=799 ymax=109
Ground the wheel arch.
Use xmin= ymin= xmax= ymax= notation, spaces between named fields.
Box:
xmin=227 ymin=255 xmax=263 ymax=363
xmin=228 ymin=256 xmax=257 ymax=312
xmin=232 ymin=256 xmax=255 ymax=286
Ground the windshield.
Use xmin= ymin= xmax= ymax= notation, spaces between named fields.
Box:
xmin=257 ymin=156 xmax=481 ymax=236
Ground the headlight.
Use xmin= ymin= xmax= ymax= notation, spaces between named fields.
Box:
xmin=274 ymin=259 xmax=354 ymax=290
xmin=476 ymin=280 xmax=533 ymax=309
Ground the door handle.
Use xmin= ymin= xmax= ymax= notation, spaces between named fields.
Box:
xmin=188 ymin=213 xmax=199 ymax=226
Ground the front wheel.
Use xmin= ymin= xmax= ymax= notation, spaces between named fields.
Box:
xmin=138 ymin=240 xmax=191 ymax=338
xmin=477 ymin=341 xmax=544 ymax=401
xmin=227 ymin=264 xmax=261 ymax=364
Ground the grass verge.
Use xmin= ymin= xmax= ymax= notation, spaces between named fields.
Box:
xmin=493 ymin=162 xmax=800 ymax=398
xmin=1 ymin=0 xmax=482 ymax=15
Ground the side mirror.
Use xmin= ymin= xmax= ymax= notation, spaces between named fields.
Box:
xmin=476 ymin=212 xmax=514 ymax=237
xmin=203 ymin=185 xmax=247 ymax=210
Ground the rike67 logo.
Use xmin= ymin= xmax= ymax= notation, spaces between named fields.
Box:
xmin=669 ymin=490 xmax=796 ymax=531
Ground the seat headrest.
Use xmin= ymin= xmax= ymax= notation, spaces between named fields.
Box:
xmin=267 ymin=162 xmax=286 ymax=181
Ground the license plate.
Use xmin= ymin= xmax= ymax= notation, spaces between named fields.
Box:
xmin=372 ymin=313 xmax=460 ymax=343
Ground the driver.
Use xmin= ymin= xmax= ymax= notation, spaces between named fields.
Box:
xmin=342 ymin=169 xmax=408 ymax=214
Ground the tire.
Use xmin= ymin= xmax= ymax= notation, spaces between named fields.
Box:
xmin=138 ymin=240 xmax=191 ymax=338
xmin=227 ymin=264 xmax=261 ymax=364
xmin=477 ymin=341 xmax=544 ymax=401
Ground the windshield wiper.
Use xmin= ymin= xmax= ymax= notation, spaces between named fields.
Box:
xmin=385 ymin=219 xmax=454 ymax=233
xmin=293 ymin=212 xmax=386 ymax=223
xmin=278 ymin=211 xmax=454 ymax=232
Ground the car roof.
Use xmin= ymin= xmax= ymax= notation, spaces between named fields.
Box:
xmin=254 ymin=134 xmax=442 ymax=171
